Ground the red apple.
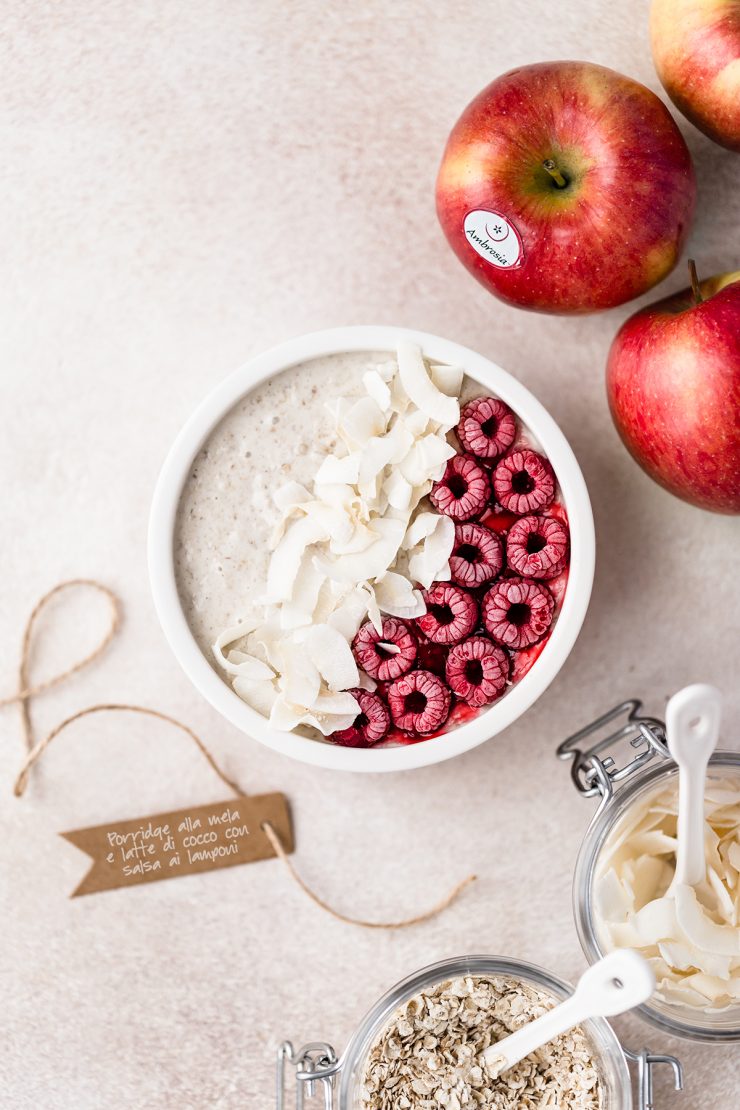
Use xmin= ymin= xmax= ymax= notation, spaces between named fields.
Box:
xmin=607 ymin=262 xmax=740 ymax=513
xmin=651 ymin=0 xmax=740 ymax=152
xmin=435 ymin=61 xmax=696 ymax=314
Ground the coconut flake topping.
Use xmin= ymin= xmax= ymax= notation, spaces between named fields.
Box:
xmin=214 ymin=344 xmax=460 ymax=735
xmin=594 ymin=775 xmax=740 ymax=1011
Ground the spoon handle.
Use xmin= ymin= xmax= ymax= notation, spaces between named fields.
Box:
xmin=482 ymin=951 xmax=654 ymax=1077
xmin=482 ymin=995 xmax=587 ymax=1076
xmin=666 ymin=684 xmax=722 ymax=889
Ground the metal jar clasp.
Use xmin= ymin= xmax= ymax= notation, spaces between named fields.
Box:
xmin=276 ymin=1041 xmax=340 ymax=1109
xmin=625 ymin=1047 xmax=683 ymax=1109
xmin=557 ymin=699 xmax=670 ymax=810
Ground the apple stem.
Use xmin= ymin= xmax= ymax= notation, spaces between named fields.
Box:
xmin=543 ymin=159 xmax=568 ymax=189
xmin=688 ymin=259 xmax=703 ymax=305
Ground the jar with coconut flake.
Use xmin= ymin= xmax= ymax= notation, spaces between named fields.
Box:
xmin=559 ymin=697 xmax=740 ymax=1042
xmin=276 ymin=955 xmax=682 ymax=1109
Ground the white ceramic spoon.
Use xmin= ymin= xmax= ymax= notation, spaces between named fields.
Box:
xmin=666 ymin=683 xmax=722 ymax=892
xmin=482 ymin=950 xmax=655 ymax=1078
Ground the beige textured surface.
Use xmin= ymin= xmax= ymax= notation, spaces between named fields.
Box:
xmin=1 ymin=2 xmax=739 ymax=1107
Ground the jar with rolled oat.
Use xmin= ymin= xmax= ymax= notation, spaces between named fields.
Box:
xmin=276 ymin=955 xmax=682 ymax=1109
xmin=559 ymin=696 xmax=740 ymax=1043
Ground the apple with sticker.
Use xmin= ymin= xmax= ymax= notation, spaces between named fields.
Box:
xmin=435 ymin=61 xmax=697 ymax=315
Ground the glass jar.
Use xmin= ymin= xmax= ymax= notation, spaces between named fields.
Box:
xmin=559 ymin=697 xmax=740 ymax=1043
xmin=276 ymin=954 xmax=682 ymax=1109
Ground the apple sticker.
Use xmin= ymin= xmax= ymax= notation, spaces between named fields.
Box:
xmin=463 ymin=209 xmax=524 ymax=269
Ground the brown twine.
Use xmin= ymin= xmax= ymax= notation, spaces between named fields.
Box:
xmin=261 ymin=822 xmax=476 ymax=929
xmin=0 ymin=579 xmax=122 ymax=750
xmin=5 ymin=581 xmax=476 ymax=928
xmin=12 ymin=703 xmax=243 ymax=799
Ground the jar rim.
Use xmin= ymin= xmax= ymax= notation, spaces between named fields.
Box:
xmin=337 ymin=953 xmax=632 ymax=1107
xmin=573 ymin=751 xmax=740 ymax=1042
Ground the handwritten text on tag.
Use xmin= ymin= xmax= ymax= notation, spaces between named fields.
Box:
xmin=60 ymin=792 xmax=293 ymax=897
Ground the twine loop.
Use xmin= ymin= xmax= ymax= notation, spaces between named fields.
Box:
xmin=4 ymin=581 xmax=476 ymax=928
xmin=0 ymin=578 xmax=121 ymax=751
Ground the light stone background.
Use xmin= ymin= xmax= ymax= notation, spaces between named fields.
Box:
xmin=1 ymin=2 xmax=739 ymax=1107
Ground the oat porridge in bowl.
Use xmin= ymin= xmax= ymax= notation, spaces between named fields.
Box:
xmin=149 ymin=326 xmax=594 ymax=771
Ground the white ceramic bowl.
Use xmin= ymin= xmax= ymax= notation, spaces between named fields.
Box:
xmin=149 ymin=325 xmax=595 ymax=773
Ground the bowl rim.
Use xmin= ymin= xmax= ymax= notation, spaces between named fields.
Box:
xmin=148 ymin=324 xmax=595 ymax=773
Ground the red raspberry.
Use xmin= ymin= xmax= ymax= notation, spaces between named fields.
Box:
xmin=352 ymin=617 xmax=417 ymax=681
xmin=446 ymin=636 xmax=510 ymax=707
xmin=331 ymin=689 xmax=391 ymax=747
xmin=330 ymin=688 xmax=390 ymax=750
xmin=457 ymin=396 xmax=517 ymax=460
xmin=387 ymin=669 xmax=451 ymax=734
xmin=493 ymin=449 xmax=555 ymax=515
xmin=417 ymin=583 xmax=478 ymax=645
xmin=506 ymin=515 xmax=569 ymax=580
xmin=430 ymin=454 xmax=490 ymax=521
xmin=482 ymin=577 xmax=555 ymax=650
xmin=449 ymin=522 xmax=504 ymax=588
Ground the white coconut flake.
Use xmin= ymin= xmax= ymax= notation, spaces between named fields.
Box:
xmin=304 ymin=691 xmax=363 ymax=735
xmin=233 ymin=675 xmax=278 ymax=716
xmin=399 ymin=434 xmax=456 ymax=487
xmin=431 ymin=361 xmax=464 ymax=397
xmin=278 ymin=553 xmax=326 ymax=630
xmin=276 ymin=641 xmax=321 ymax=708
xmin=266 ymin=516 xmax=327 ymax=603
xmin=362 ymin=368 xmax=392 ymax=412
xmin=304 ymin=623 xmax=360 ymax=691
xmin=406 ymin=514 xmax=455 ymax=590
xmin=314 ymin=517 xmax=407 ymax=584
xmin=314 ymin=452 xmax=361 ymax=486
xmin=274 ymin=480 xmax=313 ymax=511
xmin=358 ymin=421 xmax=415 ymax=492
xmin=373 ymin=572 xmax=426 ymax=620
xmin=339 ymin=396 xmax=386 ymax=447
xmin=214 ymin=343 xmax=464 ymax=739
xmin=593 ymin=774 xmax=740 ymax=1012
xmin=396 ymin=340 xmax=460 ymax=427
xmin=383 ymin=468 xmax=413 ymax=511
xmin=674 ymin=884 xmax=740 ymax=957
xmin=270 ymin=688 xmax=360 ymax=736
xmin=326 ymin=585 xmax=373 ymax=642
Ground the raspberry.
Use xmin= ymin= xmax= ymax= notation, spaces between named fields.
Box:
xmin=457 ymin=396 xmax=517 ymax=460
xmin=449 ymin=522 xmax=504 ymax=588
xmin=330 ymin=689 xmax=391 ymax=747
xmin=482 ymin=577 xmax=555 ymax=650
xmin=417 ymin=583 xmax=478 ymax=645
xmin=506 ymin=515 xmax=569 ymax=579
xmin=493 ymin=449 xmax=555 ymax=515
xmin=352 ymin=617 xmax=417 ymax=681
xmin=445 ymin=636 xmax=510 ymax=707
xmin=387 ymin=669 xmax=451 ymax=734
xmin=430 ymin=454 xmax=490 ymax=521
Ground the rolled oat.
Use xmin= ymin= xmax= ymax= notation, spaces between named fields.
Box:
xmin=360 ymin=975 xmax=602 ymax=1109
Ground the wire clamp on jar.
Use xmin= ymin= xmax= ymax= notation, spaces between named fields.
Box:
xmin=624 ymin=1048 xmax=683 ymax=1110
xmin=557 ymin=699 xmax=670 ymax=811
xmin=276 ymin=1040 xmax=339 ymax=1109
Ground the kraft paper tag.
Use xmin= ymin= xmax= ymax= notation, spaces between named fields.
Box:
xmin=60 ymin=792 xmax=293 ymax=897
